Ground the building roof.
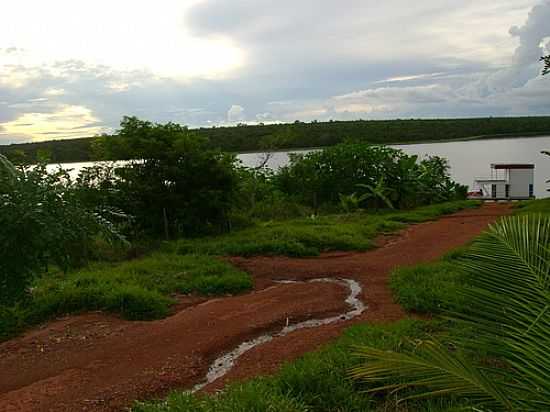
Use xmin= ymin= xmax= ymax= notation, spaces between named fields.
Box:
xmin=474 ymin=179 xmax=507 ymax=183
xmin=491 ymin=163 xmax=535 ymax=170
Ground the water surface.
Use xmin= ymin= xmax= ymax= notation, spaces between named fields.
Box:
xmin=52 ymin=136 xmax=550 ymax=198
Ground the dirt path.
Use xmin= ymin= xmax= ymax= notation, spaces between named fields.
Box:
xmin=0 ymin=203 xmax=511 ymax=411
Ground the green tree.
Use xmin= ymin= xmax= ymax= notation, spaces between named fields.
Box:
xmin=95 ymin=117 xmax=238 ymax=237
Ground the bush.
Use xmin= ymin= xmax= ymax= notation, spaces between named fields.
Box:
xmin=0 ymin=156 xmax=125 ymax=304
xmin=276 ymin=143 xmax=467 ymax=210
xmin=94 ymin=117 xmax=239 ymax=237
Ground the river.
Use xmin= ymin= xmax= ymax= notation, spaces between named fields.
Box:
xmin=51 ymin=135 xmax=550 ymax=198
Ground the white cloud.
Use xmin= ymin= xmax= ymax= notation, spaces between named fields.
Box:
xmin=0 ymin=104 xmax=103 ymax=141
xmin=227 ymin=105 xmax=245 ymax=122
xmin=1 ymin=0 xmax=549 ymax=144
xmin=0 ymin=1 xmax=244 ymax=80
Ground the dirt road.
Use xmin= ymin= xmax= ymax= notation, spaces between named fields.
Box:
xmin=0 ymin=203 xmax=511 ymax=411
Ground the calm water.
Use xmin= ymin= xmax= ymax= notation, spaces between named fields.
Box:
xmin=52 ymin=136 xmax=550 ymax=198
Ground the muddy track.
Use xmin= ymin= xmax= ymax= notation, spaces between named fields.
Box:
xmin=0 ymin=203 xmax=511 ymax=411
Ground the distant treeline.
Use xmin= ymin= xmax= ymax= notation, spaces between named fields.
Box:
xmin=2 ymin=116 xmax=550 ymax=163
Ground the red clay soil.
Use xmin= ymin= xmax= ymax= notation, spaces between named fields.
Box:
xmin=0 ymin=203 xmax=511 ymax=412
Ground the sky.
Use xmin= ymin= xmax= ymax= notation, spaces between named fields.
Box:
xmin=1 ymin=0 xmax=550 ymax=144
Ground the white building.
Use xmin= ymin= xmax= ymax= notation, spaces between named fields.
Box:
xmin=470 ymin=164 xmax=535 ymax=200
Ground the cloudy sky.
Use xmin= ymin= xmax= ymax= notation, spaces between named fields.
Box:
xmin=1 ymin=0 xmax=549 ymax=144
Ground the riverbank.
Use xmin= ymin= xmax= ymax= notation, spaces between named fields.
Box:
xmin=2 ymin=116 xmax=550 ymax=163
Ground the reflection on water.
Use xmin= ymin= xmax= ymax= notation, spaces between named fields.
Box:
xmin=52 ymin=136 xmax=550 ymax=199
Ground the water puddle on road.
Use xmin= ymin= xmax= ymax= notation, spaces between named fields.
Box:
xmin=192 ymin=278 xmax=365 ymax=392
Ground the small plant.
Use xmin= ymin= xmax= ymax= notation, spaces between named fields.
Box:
xmin=338 ymin=192 xmax=368 ymax=213
xmin=357 ymin=177 xmax=395 ymax=210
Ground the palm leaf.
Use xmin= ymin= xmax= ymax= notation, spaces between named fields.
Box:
xmin=351 ymin=215 xmax=550 ymax=410
xmin=0 ymin=154 xmax=18 ymax=183
xmin=351 ymin=340 xmax=513 ymax=411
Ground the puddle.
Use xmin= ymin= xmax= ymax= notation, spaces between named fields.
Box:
xmin=192 ymin=278 xmax=365 ymax=392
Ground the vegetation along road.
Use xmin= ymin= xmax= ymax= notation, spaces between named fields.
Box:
xmin=0 ymin=203 xmax=511 ymax=412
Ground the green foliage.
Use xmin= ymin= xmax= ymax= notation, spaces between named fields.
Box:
xmin=4 ymin=117 xmax=550 ymax=163
xmin=515 ymin=198 xmax=550 ymax=215
xmin=0 ymin=155 xmax=125 ymax=305
xmin=276 ymin=144 xmax=466 ymax=210
xmin=229 ymin=166 xmax=312 ymax=227
xmin=390 ymin=262 xmax=469 ymax=314
xmin=0 ymin=253 xmax=252 ymax=339
xmin=352 ymin=215 xmax=550 ymax=411
xmin=176 ymin=201 xmax=477 ymax=257
xmin=338 ymin=192 xmax=368 ymax=213
xmin=135 ymin=380 xmax=309 ymax=412
xmin=357 ymin=177 xmax=395 ymax=210
xmin=93 ymin=117 xmax=239 ymax=237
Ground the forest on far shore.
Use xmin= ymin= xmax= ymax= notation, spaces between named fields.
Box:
xmin=2 ymin=116 xmax=550 ymax=164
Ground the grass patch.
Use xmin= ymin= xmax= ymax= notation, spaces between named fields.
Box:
xmin=390 ymin=262 xmax=468 ymax=315
xmin=0 ymin=254 xmax=251 ymax=340
xmin=175 ymin=201 xmax=479 ymax=257
xmin=515 ymin=198 xmax=550 ymax=215
xmin=134 ymin=320 xmax=472 ymax=412
xmin=390 ymin=242 xmax=475 ymax=314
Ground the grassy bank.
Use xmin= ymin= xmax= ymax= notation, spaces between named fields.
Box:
xmin=0 ymin=200 xmax=477 ymax=342
xmin=0 ymin=254 xmax=251 ymax=340
xmin=515 ymin=197 xmax=550 ymax=214
xmin=175 ymin=201 xmax=479 ymax=257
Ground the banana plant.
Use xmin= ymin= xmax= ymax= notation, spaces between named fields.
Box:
xmin=357 ymin=177 xmax=395 ymax=210
xmin=338 ymin=192 xmax=369 ymax=213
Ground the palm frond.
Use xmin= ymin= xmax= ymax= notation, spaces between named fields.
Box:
xmin=351 ymin=340 xmax=513 ymax=411
xmin=351 ymin=215 xmax=550 ymax=410
xmin=0 ymin=154 xmax=18 ymax=183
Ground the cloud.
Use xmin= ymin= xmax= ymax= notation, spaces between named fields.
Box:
xmin=1 ymin=105 xmax=102 ymax=141
xmin=0 ymin=0 xmax=549 ymax=144
xmin=227 ymin=105 xmax=245 ymax=122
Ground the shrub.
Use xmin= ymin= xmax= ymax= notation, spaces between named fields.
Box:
xmin=276 ymin=143 xmax=467 ymax=210
xmin=0 ymin=155 xmax=125 ymax=304
xmin=94 ymin=117 xmax=239 ymax=237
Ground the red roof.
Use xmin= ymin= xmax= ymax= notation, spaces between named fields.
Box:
xmin=491 ymin=164 xmax=535 ymax=170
